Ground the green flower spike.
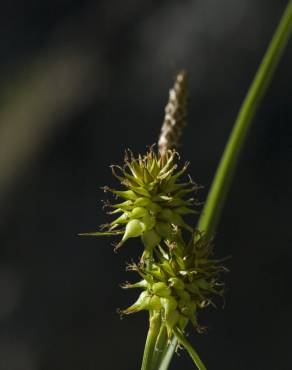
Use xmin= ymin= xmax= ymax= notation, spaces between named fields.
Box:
xmin=121 ymin=232 xmax=226 ymax=339
xmin=83 ymin=148 xmax=200 ymax=254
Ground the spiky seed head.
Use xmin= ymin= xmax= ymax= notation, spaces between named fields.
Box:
xmin=85 ymin=148 xmax=199 ymax=254
xmin=121 ymin=234 xmax=226 ymax=338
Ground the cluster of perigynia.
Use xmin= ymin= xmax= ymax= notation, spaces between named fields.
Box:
xmin=82 ymin=148 xmax=226 ymax=341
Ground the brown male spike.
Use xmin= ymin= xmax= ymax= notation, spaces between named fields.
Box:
xmin=158 ymin=70 xmax=188 ymax=156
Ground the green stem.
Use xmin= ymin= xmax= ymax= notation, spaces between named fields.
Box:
xmin=198 ymin=0 xmax=292 ymax=238
xmin=157 ymin=337 xmax=177 ymax=370
xmin=173 ymin=328 xmax=206 ymax=370
xmin=141 ymin=312 xmax=161 ymax=370
xmin=150 ymin=324 xmax=168 ymax=370
xmin=157 ymin=2 xmax=292 ymax=370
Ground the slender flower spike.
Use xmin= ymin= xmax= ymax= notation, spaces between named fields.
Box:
xmin=83 ymin=148 xmax=200 ymax=254
xmin=158 ymin=70 xmax=188 ymax=156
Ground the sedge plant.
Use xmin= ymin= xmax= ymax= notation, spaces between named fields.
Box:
xmin=81 ymin=2 xmax=292 ymax=369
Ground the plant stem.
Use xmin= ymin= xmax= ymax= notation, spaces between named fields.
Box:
xmin=150 ymin=324 xmax=167 ymax=368
xmin=156 ymin=2 xmax=292 ymax=369
xmin=157 ymin=336 xmax=177 ymax=370
xmin=141 ymin=312 xmax=161 ymax=370
xmin=173 ymin=327 xmax=207 ymax=370
xmin=198 ymin=0 xmax=292 ymax=238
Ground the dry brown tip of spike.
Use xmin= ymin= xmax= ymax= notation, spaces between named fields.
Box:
xmin=158 ymin=70 xmax=188 ymax=156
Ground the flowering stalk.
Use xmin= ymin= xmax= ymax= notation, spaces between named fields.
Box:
xmin=81 ymin=71 xmax=227 ymax=370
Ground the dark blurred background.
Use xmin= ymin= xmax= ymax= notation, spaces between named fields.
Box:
xmin=0 ymin=0 xmax=291 ymax=369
